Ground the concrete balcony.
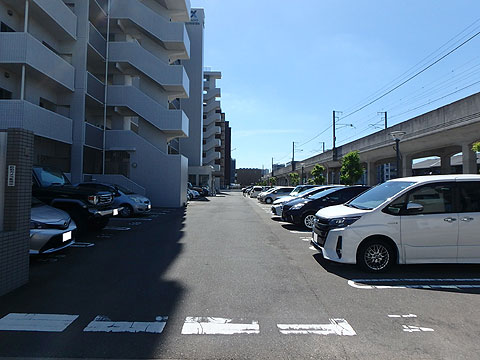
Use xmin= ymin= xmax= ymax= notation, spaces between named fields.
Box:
xmin=85 ymin=122 xmax=104 ymax=149
xmin=203 ymin=149 xmax=221 ymax=164
xmin=109 ymin=41 xmax=189 ymax=97
xmin=32 ymin=0 xmax=77 ymax=39
xmin=0 ymin=33 xmax=74 ymax=91
xmin=88 ymin=22 xmax=106 ymax=59
xmin=108 ymin=85 xmax=188 ymax=138
xmin=0 ymin=100 xmax=72 ymax=144
xmin=86 ymin=72 xmax=105 ymax=104
xmin=2 ymin=0 xmax=76 ymax=40
xmin=165 ymin=0 xmax=191 ymax=22
xmin=203 ymin=125 xmax=221 ymax=139
xmin=110 ymin=0 xmax=190 ymax=59
xmin=204 ymin=99 xmax=220 ymax=114
xmin=205 ymin=87 xmax=221 ymax=100
xmin=203 ymin=137 xmax=221 ymax=152
xmin=203 ymin=111 xmax=221 ymax=126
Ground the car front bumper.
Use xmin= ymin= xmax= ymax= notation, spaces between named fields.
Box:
xmin=311 ymin=225 xmax=356 ymax=264
xmin=30 ymin=221 xmax=77 ymax=255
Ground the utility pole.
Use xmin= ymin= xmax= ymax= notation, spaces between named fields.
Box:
xmin=378 ymin=111 xmax=387 ymax=129
xmin=332 ymin=111 xmax=336 ymax=150
xmin=271 ymin=157 xmax=274 ymax=177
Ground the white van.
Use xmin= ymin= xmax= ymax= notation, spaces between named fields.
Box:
xmin=312 ymin=175 xmax=480 ymax=272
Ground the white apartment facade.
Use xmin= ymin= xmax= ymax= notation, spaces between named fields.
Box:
xmin=0 ymin=0 xmax=194 ymax=207
xmin=202 ymin=70 xmax=222 ymax=190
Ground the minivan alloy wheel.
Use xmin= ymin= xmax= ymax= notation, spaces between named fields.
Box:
xmin=303 ymin=214 xmax=316 ymax=229
xmin=364 ymin=244 xmax=390 ymax=271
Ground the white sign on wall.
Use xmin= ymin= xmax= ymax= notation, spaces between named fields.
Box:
xmin=7 ymin=165 xmax=15 ymax=187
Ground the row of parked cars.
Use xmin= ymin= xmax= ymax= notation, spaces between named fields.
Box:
xmin=246 ymin=174 xmax=480 ymax=272
xmin=30 ymin=166 xmax=151 ymax=255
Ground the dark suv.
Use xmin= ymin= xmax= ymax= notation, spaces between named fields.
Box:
xmin=32 ymin=166 xmax=121 ymax=232
xmin=282 ymin=186 xmax=370 ymax=229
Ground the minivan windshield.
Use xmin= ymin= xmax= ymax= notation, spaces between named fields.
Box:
xmin=346 ymin=181 xmax=416 ymax=210
xmin=33 ymin=167 xmax=71 ymax=187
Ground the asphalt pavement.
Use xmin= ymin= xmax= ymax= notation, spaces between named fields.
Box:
xmin=0 ymin=191 xmax=479 ymax=359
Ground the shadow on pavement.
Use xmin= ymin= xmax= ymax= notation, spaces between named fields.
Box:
xmin=312 ymin=252 xmax=480 ymax=295
xmin=0 ymin=207 xmax=188 ymax=358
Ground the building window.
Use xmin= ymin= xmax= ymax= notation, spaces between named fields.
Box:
xmin=0 ymin=87 xmax=12 ymax=99
xmin=39 ymin=97 xmax=57 ymax=112
xmin=0 ymin=22 xmax=15 ymax=32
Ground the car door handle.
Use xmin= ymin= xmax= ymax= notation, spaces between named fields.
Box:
xmin=460 ymin=217 xmax=474 ymax=222
xmin=443 ymin=217 xmax=457 ymax=222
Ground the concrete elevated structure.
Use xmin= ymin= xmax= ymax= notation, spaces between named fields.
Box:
xmin=272 ymin=92 xmax=480 ymax=185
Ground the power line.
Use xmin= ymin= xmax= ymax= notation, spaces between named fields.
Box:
xmin=339 ymin=29 xmax=480 ymax=121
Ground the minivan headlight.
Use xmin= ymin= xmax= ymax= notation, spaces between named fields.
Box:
xmin=291 ymin=203 xmax=305 ymax=210
xmin=329 ymin=216 xmax=361 ymax=228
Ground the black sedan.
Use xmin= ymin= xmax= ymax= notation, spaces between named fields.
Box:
xmin=281 ymin=186 xmax=370 ymax=229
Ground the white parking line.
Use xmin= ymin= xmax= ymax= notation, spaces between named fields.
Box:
xmin=402 ymin=325 xmax=434 ymax=333
xmin=277 ymin=319 xmax=356 ymax=336
xmin=83 ymin=315 xmax=168 ymax=333
xmin=348 ymin=279 xmax=480 ymax=290
xmin=181 ymin=317 xmax=260 ymax=335
xmin=388 ymin=314 xmax=417 ymax=318
xmin=70 ymin=242 xmax=95 ymax=248
xmin=103 ymin=226 xmax=131 ymax=231
xmin=0 ymin=313 xmax=79 ymax=332
xmin=309 ymin=246 xmax=317 ymax=251
xmin=110 ymin=218 xmax=152 ymax=221
xmin=289 ymin=230 xmax=310 ymax=234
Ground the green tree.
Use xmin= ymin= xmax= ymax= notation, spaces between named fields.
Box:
xmin=269 ymin=177 xmax=277 ymax=186
xmin=472 ymin=142 xmax=480 ymax=152
xmin=289 ymin=172 xmax=300 ymax=186
xmin=307 ymin=178 xmax=316 ymax=185
xmin=340 ymin=151 xmax=363 ymax=185
xmin=310 ymin=164 xmax=325 ymax=185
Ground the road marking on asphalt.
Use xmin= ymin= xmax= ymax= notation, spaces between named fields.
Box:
xmin=277 ymin=319 xmax=356 ymax=336
xmin=103 ymin=226 xmax=131 ymax=231
xmin=129 ymin=222 xmax=142 ymax=226
xmin=402 ymin=325 xmax=434 ymax=333
xmin=70 ymin=242 xmax=95 ymax=248
xmin=289 ymin=230 xmax=310 ymax=234
xmin=83 ymin=315 xmax=168 ymax=333
xmin=181 ymin=317 xmax=260 ymax=335
xmin=388 ymin=314 xmax=417 ymax=318
xmin=0 ymin=313 xmax=79 ymax=332
xmin=309 ymin=246 xmax=317 ymax=251
xmin=348 ymin=278 xmax=480 ymax=290
xmin=110 ymin=218 xmax=152 ymax=221
xmin=300 ymin=237 xmax=311 ymax=242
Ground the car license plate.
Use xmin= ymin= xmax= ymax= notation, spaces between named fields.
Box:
xmin=313 ymin=232 xmax=318 ymax=245
xmin=113 ymin=209 xmax=118 ymax=216
xmin=62 ymin=231 xmax=72 ymax=242
xmin=148 ymin=204 xmax=151 ymax=209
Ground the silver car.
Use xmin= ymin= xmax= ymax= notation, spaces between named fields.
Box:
xmin=30 ymin=198 xmax=76 ymax=255
xmin=77 ymin=183 xmax=151 ymax=217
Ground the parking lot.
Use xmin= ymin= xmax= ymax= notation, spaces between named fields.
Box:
xmin=0 ymin=192 xmax=479 ymax=359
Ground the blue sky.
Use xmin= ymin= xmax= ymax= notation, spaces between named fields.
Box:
xmin=191 ymin=0 xmax=480 ymax=169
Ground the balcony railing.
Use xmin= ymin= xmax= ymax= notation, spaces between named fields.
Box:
xmin=110 ymin=0 xmax=190 ymax=58
xmin=109 ymin=41 xmax=190 ymax=97
xmin=107 ymin=85 xmax=188 ymax=137
xmin=0 ymin=100 xmax=72 ymax=144
xmin=85 ymin=122 xmax=104 ymax=149
xmin=86 ymin=72 xmax=105 ymax=104
xmin=31 ymin=0 xmax=77 ymax=40
xmin=0 ymin=33 xmax=74 ymax=91
xmin=88 ymin=22 xmax=106 ymax=58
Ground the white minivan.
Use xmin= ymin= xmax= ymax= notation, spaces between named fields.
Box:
xmin=312 ymin=175 xmax=480 ymax=272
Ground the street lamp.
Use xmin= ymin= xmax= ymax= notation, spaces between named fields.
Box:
xmin=390 ymin=131 xmax=406 ymax=178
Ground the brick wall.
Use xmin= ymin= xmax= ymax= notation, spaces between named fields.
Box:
xmin=0 ymin=128 xmax=34 ymax=297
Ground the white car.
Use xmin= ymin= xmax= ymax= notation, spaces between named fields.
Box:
xmin=312 ymin=175 xmax=480 ymax=272
xmin=249 ymin=186 xmax=265 ymax=198
xmin=259 ymin=186 xmax=295 ymax=204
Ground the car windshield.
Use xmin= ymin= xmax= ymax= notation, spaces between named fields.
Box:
xmin=307 ymin=187 xmax=339 ymax=200
xmin=297 ymin=187 xmax=323 ymax=197
xmin=115 ymin=184 xmax=135 ymax=195
xmin=347 ymin=181 xmax=417 ymax=210
xmin=33 ymin=167 xmax=70 ymax=187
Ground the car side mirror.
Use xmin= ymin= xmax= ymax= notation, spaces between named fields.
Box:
xmin=405 ymin=202 xmax=424 ymax=214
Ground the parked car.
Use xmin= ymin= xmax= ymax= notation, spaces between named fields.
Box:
xmin=249 ymin=186 xmax=264 ymax=198
xmin=242 ymin=186 xmax=253 ymax=196
xmin=312 ymin=175 xmax=480 ymax=272
xmin=30 ymin=197 xmax=76 ymax=255
xmin=77 ymin=183 xmax=151 ymax=217
xmin=32 ymin=166 xmax=121 ymax=232
xmin=282 ymin=186 xmax=370 ymax=229
xmin=188 ymin=182 xmax=209 ymax=196
xmin=259 ymin=186 xmax=295 ymax=204
xmin=187 ymin=188 xmax=200 ymax=201
xmin=271 ymin=185 xmax=342 ymax=216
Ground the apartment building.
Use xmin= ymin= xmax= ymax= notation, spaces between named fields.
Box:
xmin=179 ymin=8 xmax=213 ymax=189
xmin=0 ymin=0 xmax=193 ymax=207
xmin=202 ymin=70 xmax=222 ymax=189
